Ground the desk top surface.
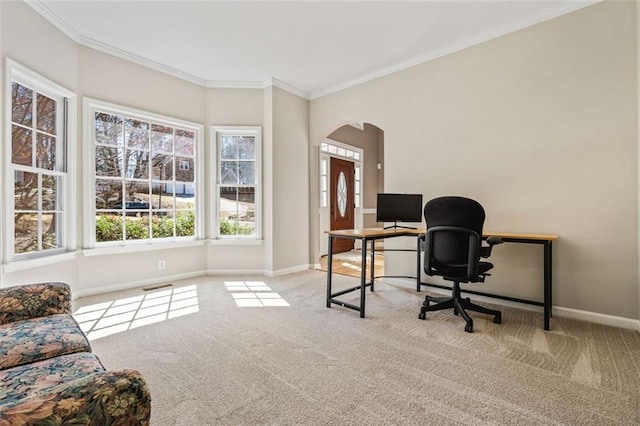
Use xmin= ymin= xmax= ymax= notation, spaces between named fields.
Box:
xmin=327 ymin=228 xmax=558 ymax=241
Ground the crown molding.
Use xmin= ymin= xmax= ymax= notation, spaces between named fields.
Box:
xmin=263 ymin=78 xmax=310 ymax=100
xmin=206 ymin=81 xmax=264 ymax=90
xmin=309 ymin=0 xmax=601 ymax=99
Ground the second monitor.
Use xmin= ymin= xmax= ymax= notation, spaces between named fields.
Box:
xmin=376 ymin=193 xmax=423 ymax=229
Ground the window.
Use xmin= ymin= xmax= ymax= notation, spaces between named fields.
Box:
xmin=4 ymin=60 xmax=76 ymax=262
xmin=211 ymin=126 xmax=261 ymax=239
xmin=85 ymin=99 xmax=203 ymax=247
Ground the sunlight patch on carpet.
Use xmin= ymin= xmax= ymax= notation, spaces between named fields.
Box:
xmin=225 ymin=281 xmax=290 ymax=307
xmin=73 ymin=285 xmax=199 ymax=340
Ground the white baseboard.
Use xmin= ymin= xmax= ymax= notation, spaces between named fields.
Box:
xmin=73 ymin=270 xmax=207 ymax=299
xmin=265 ymin=264 xmax=311 ymax=277
xmin=206 ymin=269 xmax=265 ymax=275
xmin=384 ymin=278 xmax=640 ymax=332
xmin=554 ymin=306 xmax=640 ymax=331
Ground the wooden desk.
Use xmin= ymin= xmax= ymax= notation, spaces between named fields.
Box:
xmin=325 ymin=228 xmax=422 ymax=318
xmin=417 ymin=231 xmax=558 ymax=330
xmin=326 ymin=228 xmax=558 ymax=331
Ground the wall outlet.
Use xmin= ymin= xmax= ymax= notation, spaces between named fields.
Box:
xmin=158 ymin=260 xmax=166 ymax=270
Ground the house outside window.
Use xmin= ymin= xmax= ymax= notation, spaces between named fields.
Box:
xmin=4 ymin=60 xmax=76 ymax=263
xmin=211 ymin=126 xmax=262 ymax=240
xmin=84 ymin=99 xmax=203 ymax=247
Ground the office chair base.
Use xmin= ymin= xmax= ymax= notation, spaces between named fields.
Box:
xmin=418 ymin=283 xmax=502 ymax=333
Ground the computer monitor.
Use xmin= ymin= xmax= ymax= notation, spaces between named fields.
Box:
xmin=376 ymin=193 xmax=423 ymax=229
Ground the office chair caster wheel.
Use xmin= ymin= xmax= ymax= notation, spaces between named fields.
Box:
xmin=493 ymin=314 xmax=502 ymax=324
xmin=418 ymin=312 xmax=426 ymax=320
xmin=464 ymin=323 xmax=473 ymax=333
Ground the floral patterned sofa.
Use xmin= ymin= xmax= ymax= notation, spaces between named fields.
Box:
xmin=0 ymin=282 xmax=151 ymax=425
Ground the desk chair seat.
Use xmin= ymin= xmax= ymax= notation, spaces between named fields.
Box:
xmin=419 ymin=196 xmax=502 ymax=333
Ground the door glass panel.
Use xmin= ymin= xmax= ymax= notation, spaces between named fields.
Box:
xmin=337 ymin=171 xmax=347 ymax=217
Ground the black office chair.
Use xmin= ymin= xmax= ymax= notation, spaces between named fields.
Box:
xmin=419 ymin=196 xmax=502 ymax=333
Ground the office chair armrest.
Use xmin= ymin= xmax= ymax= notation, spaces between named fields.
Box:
xmin=481 ymin=236 xmax=503 ymax=258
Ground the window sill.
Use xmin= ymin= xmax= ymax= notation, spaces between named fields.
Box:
xmin=3 ymin=251 xmax=79 ymax=274
xmin=209 ymin=239 xmax=263 ymax=246
xmin=83 ymin=239 xmax=205 ymax=257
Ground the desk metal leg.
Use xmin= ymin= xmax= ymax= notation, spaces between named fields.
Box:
xmin=326 ymin=236 xmax=333 ymax=308
xmin=416 ymin=236 xmax=422 ymax=291
xmin=543 ymin=241 xmax=552 ymax=330
xmin=370 ymin=239 xmax=375 ymax=292
xmin=360 ymin=239 xmax=367 ymax=318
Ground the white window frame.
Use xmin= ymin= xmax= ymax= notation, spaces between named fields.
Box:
xmin=3 ymin=59 xmax=77 ymax=267
xmin=211 ymin=126 xmax=262 ymax=241
xmin=83 ymin=98 xmax=204 ymax=250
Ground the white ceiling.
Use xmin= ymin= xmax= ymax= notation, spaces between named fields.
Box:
xmin=29 ymin=0 xmax=598 ymax=99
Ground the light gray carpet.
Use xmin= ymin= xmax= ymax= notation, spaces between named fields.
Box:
xmin=73 ymin=270 xmax=640 ymax=425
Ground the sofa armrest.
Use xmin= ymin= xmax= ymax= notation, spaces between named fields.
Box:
xmin=0 ymin=282 xmax=71 ymax=325
xmin=0 ymin=369 xmax=151 ymax=425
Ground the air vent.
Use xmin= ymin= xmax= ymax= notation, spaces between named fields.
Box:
xmin=142 ymin=283 xmax=173 ymax=291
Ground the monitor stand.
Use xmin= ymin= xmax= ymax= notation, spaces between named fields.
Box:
xmin=383 ymin=222 xmax=417 ymax=230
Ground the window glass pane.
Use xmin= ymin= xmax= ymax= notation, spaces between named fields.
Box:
xmin=12 ymin=82 xmax=33 ymax=126
xmin=176 ymin=157 xmax=194 ymax=182
xmin=36 ymin=133 xmax=56 ymax=170
xmin=220 ymin=136 xmax=237 ymax=159
xmin=95 ymin=212 xmax=123 ymax=242
xmin=151 ymin=123 xmax=173 ymax=153
xmin=176 ymin=211 xmax=195 ymax=237
xmin=220 ymin=161 xmax=238 ymax=184
xmin=36 ymin=93 xmax=56 ymax=135
xmin=14 ymin=213 xmax=38 ymax=254
xmin=354 ymin=152 xmax=360 ymax=161
xmin=320 ymin=175 xmax=327 ymax=191
xmin=125 ymin=213 xmax=150 ymax=240
xmin=176 ymin=191 xmax=194 ymax=210
xmin=238 ymin=161 xmax=255 ymax=185
xmin=14 ymin=171 xmax=38 ymax=211
xmin=95 ymin=179 xmax=122 ymax=209
xmin=95 ymin=112 xmax=123 ymax=146
xmin=355 ymin=168 xmax=360 ymax=180
xmin=238 ymin=136 xmax=255 ymax=160
xmin=42 ymin=175 xmax=61 ymax=211
xmin=42 ymin=213 xmax=61 ymax=250
xmin=12 ymin=125 xmax=32 ymax=166
xmin=124 ymin=181 xmax=149 ymax=206
xmin=320 ymin=159 xmax=327 ymax=175
xmin=321 ymin=191 xmax=327 ymax=207
xmin=152 ymin=183 xmax=175 ymax=209
xmin=126 ymin=119 xmax=150 ymax=150
xmin=151 ymin=154 xmax=174 ymax=181
xmin=125 ymin=149 xmax=150 ymax=179
xmin=175 ymin=129 xmax=195 ymax=157
xmin=151 ymin=211 xmax=175 ymax=239
xmin=96 ymin=146 xmax=123 ymax=177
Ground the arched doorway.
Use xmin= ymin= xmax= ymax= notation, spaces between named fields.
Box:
xmin=317 ymin=122 xmax=385 ymax=278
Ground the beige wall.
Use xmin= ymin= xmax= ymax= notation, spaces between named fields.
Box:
xmin=270 ymin=87 xmax=310 ymax=272
xmin=310 ymin=1 xmax=639 ymax=319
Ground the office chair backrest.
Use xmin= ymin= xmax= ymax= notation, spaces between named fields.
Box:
xmin=424 ymin=196 xmax=485 ymax=274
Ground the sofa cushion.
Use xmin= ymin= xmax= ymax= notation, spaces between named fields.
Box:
xmin=0 ymin=352 xmax=105 ymax=407
xmin=0 ymin=314 xmax=91 ymax=371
